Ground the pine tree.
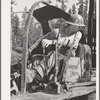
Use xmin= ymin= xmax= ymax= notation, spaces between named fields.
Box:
xmin=11 ymin=14 xmax=20 ymax=49
xmin=68 ymin=8 xmax=72 ymax=14
xmin=56 ymin=0 xmax=68 ymax=11
xmin=11 ymin=0 xmax=21 ymax=49
xmin=48 ymin=0 xmax=52 ymax=4
xmin=72 ymin=4 xmax=76 ymax=14
xmin=78 ymin=0 xmax=84 ymax=17
xmin=78 ymin=0 xmax=89 ymax=37
xmin=21 ymin=6 xmax=28 ymax=27
xmin=28 ymin=17 xmax=43 ymax=48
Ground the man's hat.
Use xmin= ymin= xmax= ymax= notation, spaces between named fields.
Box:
xmin=65 ymin=14 xmax=85 ymax=27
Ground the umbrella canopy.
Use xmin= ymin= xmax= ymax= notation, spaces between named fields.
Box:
xmin=33 ymin=5 xmax=71 ymax=35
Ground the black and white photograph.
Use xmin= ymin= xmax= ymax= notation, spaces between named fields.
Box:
xmin=1 ymin=0 xmax=98 ymax=100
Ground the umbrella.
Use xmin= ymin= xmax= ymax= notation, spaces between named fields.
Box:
xmin=33 ymin=5 xmax=71 ymax=35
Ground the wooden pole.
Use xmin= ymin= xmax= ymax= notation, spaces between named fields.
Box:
xmin=54 ymin=29 xmax=59 ymax=82
xmin=20 ymin=1 xmax=49 ymax=94
xmin=11 ymin=11 xmax=29 ymax=14
xmin=21 ymin=2 xmax=39 ymax=94
xmin=54 ymin=43 xmax=59 ymax=82
xmin=87 ymin=0 xmax=94 ymax=48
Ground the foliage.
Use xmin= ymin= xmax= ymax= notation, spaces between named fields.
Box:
xmin=68 ymin=8 xmax=71 ymax=14
xmin=28 ymin=18 xmax=43 ymax=48
xmin=71 ymin=4 xmax=76 ymax=14
xmin=56 ymin=0 xmax=69 ymax=11
xmin=11 ymin=0 xmax=23 ymax=49
xmin=11 ymin=14 xmax=21 ymax=49
xmin=11 ymin=0 xmax=90 ymax=49
xmin=21 ymin=6 xmax=28 ymax=28
xmin=78 ymin=0 xmax=84 ymax=16
xmin=11 ymin=0 xmax=17 ymax=12
xmin=78 ymin=0 xmax=89 ymax=36
xmin=20 ymin=6 xmax=28 ymax=44
xmin=11 ymin=0 xmax=16 ymax=5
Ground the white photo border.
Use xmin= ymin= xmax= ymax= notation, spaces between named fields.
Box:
xmin=1 ymin=0 xmax=99 ymax=100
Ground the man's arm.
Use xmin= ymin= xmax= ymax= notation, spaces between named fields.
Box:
xmin=71 ymin=31 xmax=82 ymax=49
xmin=28 ymin=30 xmax=57 ymax=54
xmin=42 ymin=29 xmax=59 ymax=48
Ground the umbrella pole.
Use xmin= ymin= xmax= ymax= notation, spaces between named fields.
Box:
xmin=20 ymin=1 xmax=49 ymax=94
xmin=21 ymin=2 xmax=39 ymax=94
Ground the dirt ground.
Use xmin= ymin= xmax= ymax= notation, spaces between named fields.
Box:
xmin=11 ymin=84 xmax=96 ymax=100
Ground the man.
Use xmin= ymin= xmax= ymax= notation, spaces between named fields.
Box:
xmin=27 ymin=14 xmax=85 ymax=83
xmin=42 ymin=14 xmax=85 ymax=56
xmin=26 ymin=13 xmax=93 ymax=93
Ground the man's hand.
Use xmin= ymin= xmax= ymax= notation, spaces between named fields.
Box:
xmin=42 ymin=39 xmax=52 ymax=48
